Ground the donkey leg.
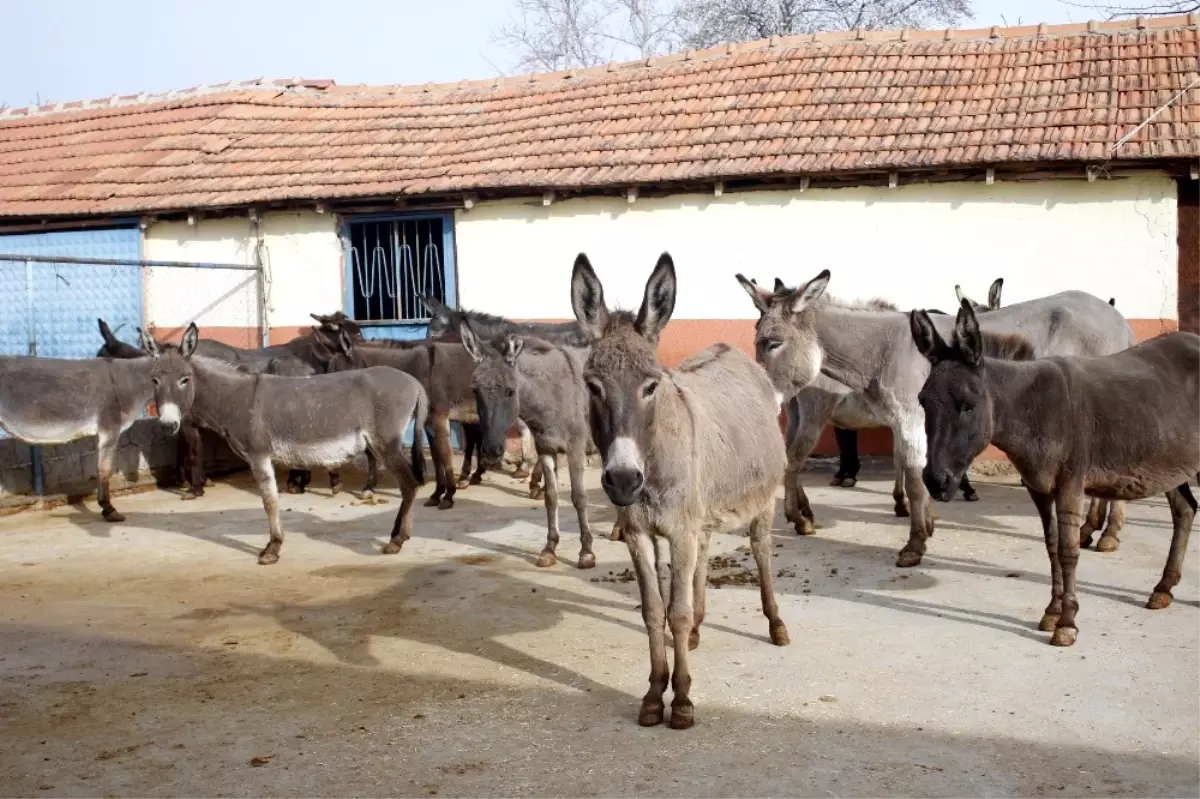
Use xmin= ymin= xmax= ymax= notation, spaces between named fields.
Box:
xmin=529 ymin=459 xmax=545 ymax=500
xmin=424 ymin=423 xmax=446 ymax=506
xmin=748 ymin=503 xmax=790 ymax=647
xmin=251 ymin=459 xmax=285 ymax=565
xmin=328 ymin=468 xmax=343 ymax=495
xmin=625 ymin=525 xmax=669 ymax=727
xmin=1147 ymin=486 xmax=1196 ymax=609
xmin=891 ymin=449 xmax=909 ymax=518
xmin=1049 ymin=488 xmax=1085 ymax=646
xmin=567 ymin=445 xmax=595 ymax=569
xmin=383 ymin=444 xmax=419 ymax=555
xmin=830 ymin=427 xmax=851 ymax=486
xmin=666 ymin=534 xmax=700 ymax=729
xmin=457 ymin=424 xmax=477 ymax=489
xmin=512 ymin=420 xmax=535 ymax=480
xmin=1025 ymin=486 xmax=1062 ymax=632
xmin=433 ymin=418 xmax=457 ymax=510
xmin=688 ymin=532 xmax=711 ymax=650
xmin=285 ymin=469 xmax=310 ymax=495
xmin=182 ymin=418 xmax=206 ymax=498
xmin=467 ymin=423 xmax=486 ymax=485
xmin=895 ymin=450 xmax=935 ymax=567
xmin=1096 ymin=500 xmax=1126 ymax=553
xmin=536 ymin=454 xmax=561 ymax=568
xmin=959 ymin=473 xmax=979 ymax=502
xmin=1079 ymin=498 xmax=1107 ymax=549
xmin=783 ymin=431 xmax=820 ymax=535
xmin=357 ymin=450 xmax=381 ymax=502
xmin=96 ymin=429 xmax=125 ymax=523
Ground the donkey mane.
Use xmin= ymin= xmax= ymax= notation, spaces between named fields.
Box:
xmin=981 ymin=331 xmax=1036 ymax=361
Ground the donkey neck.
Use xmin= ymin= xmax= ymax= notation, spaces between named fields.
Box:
xmin=108 ymin=356 xmax=161 ymax=405
xmin=981 ymin=358 xmax=1054 ymax=465
xmin=814 ymin=308 xmax=906 ymax=392
xmin=190 ymin=358 xmax=257 ymax=438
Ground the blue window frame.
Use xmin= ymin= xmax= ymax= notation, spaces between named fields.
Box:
xmin=341 ymin=212 xmax=458 ymax=342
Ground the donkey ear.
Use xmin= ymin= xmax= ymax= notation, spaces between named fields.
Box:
xmin=501 ymin=335 xmax=524 ymax=365
xmin=419 ymin=292 xmax=450 ymax=322
xmin=310 ymin=330 xmax=332 ymax=360
xmin=783 ymin=269 xmax=830 ymax=316
xmin=988 ymin=278 xmax=1004 ymax=310
xmin=138 ymin=327 xmax=161 ymax=357
xmin=98 ymin=318 xmax=120 ymax=346
xmin=459 ymin=320 xmax=485 ymax=363
xmin=954 ymin=300 xmax=984 ymax=366
xmin=570 ymin=253 xmax=609 ymax=340
xmin=773 ymin=277 xmax=786 ymax=292
xmin=180 ymin=323 xmax=199 ymax=359
xmin=635 ymin=252 xmax=677 ymax=342
xmin=910 ymin=309 xmax=947 ymax=363
xmin=735 ymin=274 xmax=772 ymax=314
xmin=337 ymin=327 xmax=354 ymax=356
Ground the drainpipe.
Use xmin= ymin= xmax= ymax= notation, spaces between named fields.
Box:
xmin=24 ymin=257 xmax=44 ymax=497
xmin=250 ymin=212 xmax=269 ymax=346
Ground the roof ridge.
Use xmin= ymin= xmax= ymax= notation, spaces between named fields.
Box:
xmin=0 ymin=77 xmax=334 ymax=121
xmin=333 ymin=12 xmax=1199 ymax=98
xmin=1 ymin=12 xmax=1195 ymax=121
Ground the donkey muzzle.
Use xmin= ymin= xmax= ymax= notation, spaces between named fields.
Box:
xmin=601 ymin=467 xmax=644 ymax=507
xmin=157 ymin=402 xmax=182 ymax=436
xmin=923 ymin=466 xmax=957 ymax=502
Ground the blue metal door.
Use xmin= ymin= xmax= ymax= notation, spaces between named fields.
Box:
xmin=0 ymin=227 xmax=143 ymax=358
xmin=343 ymin=213 xmax=461 ymax=447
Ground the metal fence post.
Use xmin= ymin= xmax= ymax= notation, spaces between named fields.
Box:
xmin=23 ymin=258 xmax=44 ymax=496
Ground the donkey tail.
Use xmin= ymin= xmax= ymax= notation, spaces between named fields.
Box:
xmin=409 ymin=387 xmax=429 ymax=486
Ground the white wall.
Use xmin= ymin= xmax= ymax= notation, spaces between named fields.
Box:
xmin=454 ymin=172 xmax=1178 ymax=321
xmin=144 ymin=211 xmax=342 ymax=335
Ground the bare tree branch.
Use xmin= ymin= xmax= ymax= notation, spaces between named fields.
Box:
xmin=1058 ymin=0 xmax=1198 ymax=16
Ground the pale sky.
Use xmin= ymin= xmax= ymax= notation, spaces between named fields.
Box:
xmin=0 ymin=0 xmax=1169 ymax=108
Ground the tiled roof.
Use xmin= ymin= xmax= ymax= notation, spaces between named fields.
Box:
xmin=1 ymin=15 xmax=1197 ymax=219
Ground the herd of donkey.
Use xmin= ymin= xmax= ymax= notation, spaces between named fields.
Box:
xmin=0 ymin=252 xmax=1197 ymax=729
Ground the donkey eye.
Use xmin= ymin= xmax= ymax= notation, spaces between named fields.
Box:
xmin=586 ymin=380 xmax=604 ymax=399
xmin=151 ymin=377 xmax=160 ymax=387
xmin=179 ymin=377 xmax=190 ymax=387
xmin=506 ymin=388 xmax=515 ymax=398
xmin=763 ymin=339 xmax=783 ymax=353
xmin=959 ymin=402 xmax=974 ymax=415
xmin=641 ymin=380 xmax=659 ymax=399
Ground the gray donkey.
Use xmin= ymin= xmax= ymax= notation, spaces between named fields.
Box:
xmin=142 ymin=324 xmax=428 ymax=565
xmin=0 ymin=350 xmax=164 ymax=522
xmin=458 ymin=323 xmax=595 ymax=569
xmin=912 ymin=304 xmax=1199 ymax=647
xmin=738 ymin=269 xmax=1133 ymax=568
xmin=572 ymin=252 xmax=789 ymax=730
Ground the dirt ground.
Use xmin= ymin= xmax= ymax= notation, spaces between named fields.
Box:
xmin=0 ymin=462 xmax=1196 ymax=798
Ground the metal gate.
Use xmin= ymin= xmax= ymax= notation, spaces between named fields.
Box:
xmin=0 ymin=243 xmax=263 ymax=499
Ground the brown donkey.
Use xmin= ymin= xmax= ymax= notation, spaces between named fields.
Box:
xmin=143 ymin=324 xmax=428 ymax=565
xmin=572 ymin=252 xmax=790 ymax=729
xmin=911 ymin=303 xmax=1199 ymax=647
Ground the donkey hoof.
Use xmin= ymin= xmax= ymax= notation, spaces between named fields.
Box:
xmin=102 ymin=510 xmax=126 ymax=523
xmin=841 ymin=477 xmax=857 ymax=488
xmin=577 ymin=552 xmax=596 ymax=570
xmin=688 ymin=629 xmax=701 ymax=650
xmin=769 ymin=621 xmax=791 ymax=646
xmin=1096 ymin=535 xmax=1120 ymax=553
xmin=536 ymin=552 xmax=557 ymax=568
xmin=381 ymin=540 xmax=403 ymax=555
xmin=795 ymin=517 xmax=816 ymax=536
xmin=962 ymin=489 xmax=979 ymax=502
xmin=182 ymin=492 xmax=200 ymax=502
xmin=468 ymin=474 xmax=483 ymax=486
xmin=894 ymin=503 xmax=910 ymax=518
xmin=257 ymin=551 xmax=280 ymax=566
xmin=530 ymin=487 xmax=545 ymax=500
xmin=285 ymin=484 xmax=305 ymax=495
xmin=829 ymin=475 xmax=845 ymax=487
xmin=638 ymin=702 xmax=665 ymax=727
xmin=1146 ymin=591 xmax=1173 ymax=610
xmin=1049 ymin=626 xmax=1078 ymax=647
xmin=895 ymin=549 xmax=923 ymax=568
xmin=610 ymin=523 xmax=624 ymax=542
xmin=437 ymin=499 xmax=454 ymax=510
xmin=423 ymin=496 xmax=442 ymax=507
xmin=1079 ymin=533 xmax=1095 ymax=549
xmin=512 ymin=468 xmax=530 ymax=480
xmin=204 ymin=478 xmax=214 ymax=487
xmin=456 ymin=479 xmax=471 ymax=490
xmin=330 ymin=483 xmax=343 ymax=496
xmin=1038 ymin=613 xmax=1060 ymax=632
xmin=668 ymin=702 xmax=695 ymax=730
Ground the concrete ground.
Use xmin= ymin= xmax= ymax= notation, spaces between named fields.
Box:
xmin=0 ymin=463 xmax=1196 ymax=798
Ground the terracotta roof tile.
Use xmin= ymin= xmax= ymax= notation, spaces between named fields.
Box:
xmin=0 ymin=16 xmax=1196 ymax=218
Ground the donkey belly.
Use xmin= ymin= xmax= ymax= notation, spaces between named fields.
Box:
xmin=273 ymin=432 xmax=367 ymax=468
xmin=0 ymin=410 xmax=98 ymax=445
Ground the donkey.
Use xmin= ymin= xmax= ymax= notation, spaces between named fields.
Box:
xmin=97 ymin=320 xmax=346 ymax=498
xmin=737 ymin=269 xmax=1132 ymax=567
xmin=911 ymin=304 xmax=1199 ymax=647
xmin=828 ymin=277 xmax=1002 ymax=493
xmin=0 ymin=348 xmax=167 ymax=522
xmin=420 ymin=292 xmax=591 ymax=494
xmin=573 ymin=252 xmax=790 ymax=729
xmin=458 ymin=323 xmax=595 ymax=569
xmin=142 ymin=324 xmax=428 ymax=565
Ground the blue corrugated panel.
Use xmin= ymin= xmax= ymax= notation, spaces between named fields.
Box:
xmin=0 ymin=227 xmax=142 ymax=358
